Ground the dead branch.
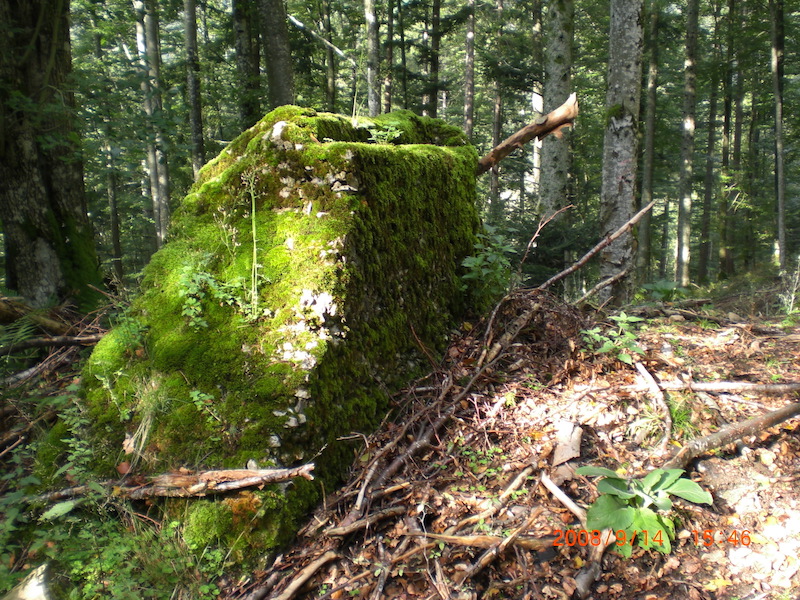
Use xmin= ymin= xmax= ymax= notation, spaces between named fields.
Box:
xmin=31 ymin=465 xmax=315 ymax=503
xmin=628 ymin=380 xmax=800 ymax=395
xmin=0 ymin=334 xmax=104 ymax=355
xmin=575 ymin=268 xmax=629 ymax=305
xmin=0 ymin=298 xmax=72 ymax=335
xmin=537 ymin=200 xmax=655 ymax=292
xmin=634 ymin=362 xmax=672 ymax=454
xmin=663 ymin=401 xmax=800 ymax=470
xmin=325 ymin=505 xmax=406 ymax=536
xmin=271 ymin=551 xmax=339 ymax=600
xmin=476 ymin=94 xmax=578 ymax=176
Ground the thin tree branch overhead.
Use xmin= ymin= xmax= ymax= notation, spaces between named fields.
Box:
xmin=476 ymin=93 xmax=578 ymax=175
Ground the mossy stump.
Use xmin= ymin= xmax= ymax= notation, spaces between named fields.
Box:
xmin=83 ymin=106 xmax=480 ymax=551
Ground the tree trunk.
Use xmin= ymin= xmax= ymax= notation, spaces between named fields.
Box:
xmin=675 ymin=0 xmax=698 ymax=287
xmin=322 ymin=0 xmax=337 ymax=111
xmin=184 ymin=0 xmax=205 ymax=180
xmin=233 ymin=0 xmax=262 ymax=128
xmin=598 ymin=0 xmax=644 ymax=305
xmin=364 ymin=0 xmax=380 ymax=116
xmin=539 ymin=0 xmax=574 ymax=217
xmin=636 ymin=0 xmax=660 ymax=283
xmin=463 ymin=0 xmax=475 ymax=141
xmin=0 ymin=0 xmax=102 ymax=308
xmin=259 ymin=0 xmax=295 ymax=109
xmin=382 ymin=0 xmax=394 ymax=113
xmin=769 ymin=0 xmax=786 ymax=270
xmin=718 ymin=0 xmax=735 ymax=278
xmin=697 ymin=4 xmax=722 ymax=283
xmin=397 ymin=0 xmax=408 ymax=109
xmin=427 ymin=0 xmax=441 ymax=118
xmin=133 ymin=0 xmax=171 ymax=250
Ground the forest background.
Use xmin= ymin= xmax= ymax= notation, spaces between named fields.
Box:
xmin=3 ymin=0 xmax=799 ymax=306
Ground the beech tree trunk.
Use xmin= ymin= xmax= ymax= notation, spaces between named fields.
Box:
xmin=540 ymin=0 xmax=574 ymax=217
xmin=427 ymin=0 xmax=441 ymax=118
xmin=382 ymin=0 xmax=394 ymax=113
xmin=184 ymin=0 xmax=205 ymax=179
xmin=0 ymin=0 xmax=102 ymax=308
xmin=364 ymin=0 xmax=380 ymax=116
xmin=463 ymin=0 xmax=475 ymax=141
xmin=718 ymin=0 xmax=736 ymax=278
xmin=770 ymin=0 xmax=786 ymax=270
xmin=133 ymin=0 xmax=171 ymax=250
xmin=675 ymin=0 xmax=698 ymax=287
xmin=598 ymin=0 xmax=644 ymax=305
xmin=259 ymin=0 xmax=295 ymax=108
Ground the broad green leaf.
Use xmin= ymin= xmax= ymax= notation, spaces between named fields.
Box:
xmin=576 ymin=466 xmax=621 ymax=479
xmin=631 ymin=507 xmax=672 ymax=554
xmin=586 ymin=495 xmax=635 ymax=531
xmin=40 ymin=500 xmax=80 ymax=521
xmin=598 ymin=478 xmax=635 ymax=499
xmin=651 ymin=492 xmax=673 ymax=512
xmin=618 ymin=352 xmax=633 ymax=365
xmin=640 ymin=469 xmax=667 ymax=493
xmin=664 ymin=478 xmax=713 ymax=504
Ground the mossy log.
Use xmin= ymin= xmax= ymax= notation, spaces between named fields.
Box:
xmin=81 ymin=106 xmax=480 ymax=550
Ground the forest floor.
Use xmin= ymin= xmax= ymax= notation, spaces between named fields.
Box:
xmin=222 ymin=285 xmax=800 ymax=600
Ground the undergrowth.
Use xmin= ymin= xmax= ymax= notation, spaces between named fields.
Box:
xmin=0 ymin=382 xmax=224 ymax=599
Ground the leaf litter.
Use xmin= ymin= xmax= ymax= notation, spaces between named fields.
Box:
xmin=222 ymin=289 xmax=800 ymax=600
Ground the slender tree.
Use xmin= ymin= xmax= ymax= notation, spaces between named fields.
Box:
xmin=675 ymin=0 xmax=699 ymax=286
xmin=233 ymin=0 xmax=262 ymax=128
xmin=427 ymin=0 xmax=441 ymax=118
xmin=698 ymin=3 xmax=723 ymax=283
xmin=598 ymin=0 xmax=644 ymax=304
xmin=364 ymin=0 xmax=380 ymax=115
xmin=636 ymin=0 xmax=660 ymax=281
xmin=769 ymin=0 xmax=786 ymax=269
xmin=463 ymin=0 xmax=475 ymax=140
xmin=184 ymin=0 xmax=205 ymax=179
xmin=383 ymin=0 xmax=394 ymax=113
xmin=539 ymin=0 xmax=574 ymax=217
xmin=260 ymin=0 xmax=295 ymax=108
xmin=133 ymin=0 xmax=171 ymax=249
xmin=0 ymin=0 xmax=102 ymax=307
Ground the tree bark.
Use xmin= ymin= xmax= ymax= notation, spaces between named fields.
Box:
xmin=636 ymin=0 xmax=660 ymax=283
xmin=0 ymin=0 xmax=102 ymax=308
xmin=382 ymin=0 xmax=394 ymax=113
xmin=718 ymin=0 xmax=736 ymax=279
xmin=598 ymin=0 xmax=644 ymax=305
xmin=259 ymin=0 xmax=295 ymax=109
xmin=184 ymin=0 xmax=205 ymax=180
xmin=133 ymin=0 xmax=171 ymax=250
xmin=364 ymin=0 xmax=380 ymax=116
xmin=769 ymin=0 xmax=786 ymax=270
xmin=675 ymin=0 xmax=699 ymax=287
xmin=427 ymin=0 xmax=441 ymax=118
xmin=463 ymin=0 xmax=475 ymax=141
xmin=539 ymin=0 xmax=574 ymax=217
xmin=233 ymin=0 xmax=261 ymax=129
xmin=321 ymin=0 xmax=337 ymax=111
xmin=697 ymin=4 xmax=722 ymax=283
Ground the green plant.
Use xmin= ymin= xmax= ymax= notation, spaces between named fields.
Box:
xmin=460 ymin=225 xmax=514 ymax=309
xmin=581 ymin=312 xmax=646 ymax=365
xmin=177 ymin=267 xmax=240 ymax=330
xmin=576 ymin=466 xmax=712 ymax=557
xmin=778 ymin=256 xmax=800 ymax=315
xmin=641 ymin=280 xmax=688 ymax=302
xmin=366 ymin=124 xmax=402 ymax=144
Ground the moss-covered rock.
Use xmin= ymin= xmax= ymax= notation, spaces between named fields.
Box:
xmin=83 ymin=106 xmax=480 ymax=554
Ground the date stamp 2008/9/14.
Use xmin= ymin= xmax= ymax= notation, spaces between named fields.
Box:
xmin=552 ymin=529 xmax=752 ymax=548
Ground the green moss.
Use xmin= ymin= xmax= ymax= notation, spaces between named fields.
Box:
xmin=83 ymin=105 xmax=481 ymax=566
xmin=183 ymin=501 xmax=234 ymax=549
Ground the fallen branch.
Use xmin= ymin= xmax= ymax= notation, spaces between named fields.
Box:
xmin=0 ymin=334 xmax=104 ymax=355
xmin=663 ymin=401 xmax=800 ymax=470
xmin=634 ymin=362 xmax=672 ymax=454
xmin=477 ymin=94 xmax=578 ymax=175
xmin=271 ymin=550 xmax=339 ymax=600
xmin=0 ymin=298 xmax=72 ymax=335
xmin=537 ymin=200 xmax=655 ymax=292
xmin=627 ymin=380 xmax=800 ymax=395
xmin=32 ymin=465 xmax=315 ymax=503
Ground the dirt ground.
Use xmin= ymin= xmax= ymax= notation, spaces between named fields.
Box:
xmin=222 ymin=289 xmax=800 ymax=600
